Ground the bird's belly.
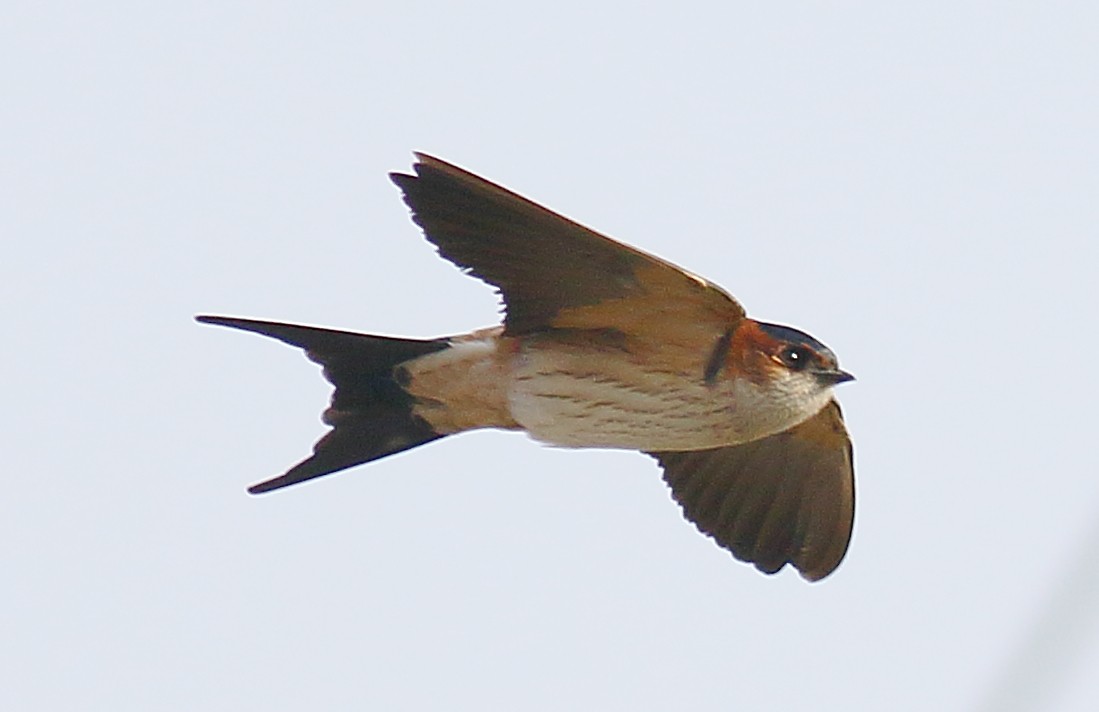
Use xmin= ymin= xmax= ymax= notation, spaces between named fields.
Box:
xmin=508 ymin=346 xmax=773 ymax=451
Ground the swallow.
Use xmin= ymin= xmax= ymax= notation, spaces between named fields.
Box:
xmin=198 ymin=153 xmax=856 ymax=581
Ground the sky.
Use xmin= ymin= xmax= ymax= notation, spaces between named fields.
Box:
xmin=3 ymin=2 xmax=1099 ymax=710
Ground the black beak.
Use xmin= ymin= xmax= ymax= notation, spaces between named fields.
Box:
xmin=816 ymin=368 xmax=855 ymax=386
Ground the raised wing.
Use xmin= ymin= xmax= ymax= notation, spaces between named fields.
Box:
xmin=390 ymin=154 xmax=745 ymax=338
xmin=650 ymin=400 xmax=855 ymax=581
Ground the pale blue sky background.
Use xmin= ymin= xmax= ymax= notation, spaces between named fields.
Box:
xmin=4 ymin=2 xmax=1098 ymax=710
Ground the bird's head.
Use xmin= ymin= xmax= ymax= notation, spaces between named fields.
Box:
xmin=749 ymin=320 xmax=853 ymax=386
xmin=725 ymin=319 xmax=854 ymax=433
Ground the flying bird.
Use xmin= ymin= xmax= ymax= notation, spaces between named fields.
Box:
xmin=198 ymin=154 xmax=856 ymax=581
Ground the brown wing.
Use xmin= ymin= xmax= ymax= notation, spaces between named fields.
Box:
xmin=650 ymin=400 xmax=854 ymax=582
xmin=390 ymin=154 xmax=745 ymax=338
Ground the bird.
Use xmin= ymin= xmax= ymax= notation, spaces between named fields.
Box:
xmin=197 ymin=153 xmax=856 ymax=581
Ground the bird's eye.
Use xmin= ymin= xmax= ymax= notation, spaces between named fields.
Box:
xmin=778 ymin=346 xmax=813 ymax=371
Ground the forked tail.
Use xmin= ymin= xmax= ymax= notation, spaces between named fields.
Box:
xmin=197 ymin=316 xmax=450 ymax=493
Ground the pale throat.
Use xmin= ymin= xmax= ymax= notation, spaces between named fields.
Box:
xmin=731 ymin=371 xmax=834 ymax=439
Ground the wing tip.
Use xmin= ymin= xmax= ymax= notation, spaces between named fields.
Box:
xmin=246 ymin=478 xmax=285 ymax=495
xmin=410 ymin=150 xmax=438 ymax=166
xmin=195 ymin=314 xmax=262 ymax=332
xmin=795 ymin=537 xmax=853 ymax=583
xmin=389 ymin=152 xmax=449 ymax=182
xmin=245 ymin=456 xmax=331 ymax=495
xmin=797 ymin=561 xmax=841 ymax=583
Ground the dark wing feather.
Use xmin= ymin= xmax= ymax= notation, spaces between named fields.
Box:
xmin=650 ymin=400 xmax=854 ymax=581
xmin=390 ymin=153 xmax=744 ymax=336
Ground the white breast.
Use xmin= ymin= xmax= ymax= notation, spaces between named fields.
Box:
xmin=507 ymin=341 xmax=825 ymax=451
